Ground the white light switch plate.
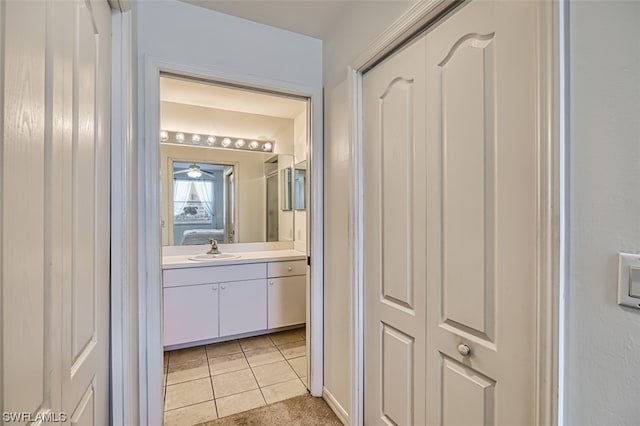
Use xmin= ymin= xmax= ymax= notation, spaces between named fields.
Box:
xmin=618 ymin=252 xmax=640 ymax=309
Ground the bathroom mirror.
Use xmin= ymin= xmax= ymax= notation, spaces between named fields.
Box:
xmin=281 ymin=167 xmax=292 ymax=211
xmin=294 ymin=161 xmax=307 ymax=211
xmin=160 ymin=142 xmax=295 ymax=245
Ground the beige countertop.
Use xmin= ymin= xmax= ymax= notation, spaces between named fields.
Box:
xmin=162 ymin=249 xmax=306 ymax=270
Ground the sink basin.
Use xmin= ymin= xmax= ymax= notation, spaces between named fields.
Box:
xmin=188 ymin=253 xmax=241 ymax=261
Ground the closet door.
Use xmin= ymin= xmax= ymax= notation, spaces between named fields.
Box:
xmin=363 ymin=35 xmax=427 ymax=426
xmin=425 ymin=0 xmax=537 ymax=424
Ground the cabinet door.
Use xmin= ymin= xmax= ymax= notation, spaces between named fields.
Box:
xmin=219 ymin=279 xmax=267 ymax=337
xmin=164 ymin=283 xmax=219 ymax=346
xmin=268 ymin=276 xmax=306 ymax=329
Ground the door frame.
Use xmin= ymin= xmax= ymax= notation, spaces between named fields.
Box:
xmin=347 ymin=0 xmax=566 ymax=425
xmin=140 ymin=58 xmax=324 ymax=425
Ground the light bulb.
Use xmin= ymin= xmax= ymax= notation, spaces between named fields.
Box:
xmin=160 ymin=130 xmax=169 ymax=142
xmin=235 ymin=139 xmax=245 ymax=148
xmin=262 ymin=142 xmax=273 ymax=151
xmin=249 ymin=141 xmax=259 ymax=150
xmin=192 ymin=134 xmax=201 ymax=143
xmin=207 ymin=136 xmax=216 ymax=146
xmin=221 ymin=138 xmax=232 ymax=147
xmin=175 ymin=133 xmax=185 ymax=143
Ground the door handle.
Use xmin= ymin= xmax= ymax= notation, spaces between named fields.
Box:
xmin=458 ymin=343 xmax=472 ymax=356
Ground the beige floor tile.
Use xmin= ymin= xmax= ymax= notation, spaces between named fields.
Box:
xmin=164 ymin=352 xmax=169 ymax=371
xmin=208 ymin=353 xmax=249 ymax=376
xmin=277 ymin=341 xmax=306 ymax=359
xmin=206 ymin=340 xmax=242 ymax=359
xmin=244 ymin=346 xmax=285 ymax=367
xmin=261 ymin=378 xmax=307 ymax=404
xmin=300 ymin=376 xmax=307 ymax=387
xmin=211 ymin=368 xmax=258 ymax=398
xmin=166 ymin=358 xmax=210 ymax=386
xmin=287 ymin=356 xmax=307 ymax=378
xmin=251 ymin=360 xmax=297 ymax=387
xmin=164 ymin=377 xmax=213 ymax=411
xmin=269 ymin=329 xmax=305 ymax=346
xmin=239 ymin=335 xmax=275 ymax=351
xmin=163 ymin=400 xmax=217 ymax=426
xmin=169 ymin=347 xmax=207 ymax=367
xmin=215 ymin=389 xmax=265 ymax=418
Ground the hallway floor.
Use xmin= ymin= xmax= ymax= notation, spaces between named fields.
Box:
xmin=163 ymin=327 xmax=307 ymax=425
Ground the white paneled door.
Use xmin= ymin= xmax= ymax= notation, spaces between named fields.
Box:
xmin=363 ymin=0 xmax=537 ymax=424
xmin=1 ymin=0 xmax=111 ymax=424
xmin=363 ymin=36 xmax=427 ymax=426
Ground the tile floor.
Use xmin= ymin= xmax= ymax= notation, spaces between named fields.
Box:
xmin=163 ymin=327 xmax=307 ymax=425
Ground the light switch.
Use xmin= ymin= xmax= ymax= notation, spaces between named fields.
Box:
xmin=630 ymin=267 xmax=640 ymax=299
xmin=618 ymin=253 xmax=640 ymax=309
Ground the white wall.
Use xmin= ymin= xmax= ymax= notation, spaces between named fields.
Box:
xmin=321 ymin=1 xmax=416 ymax=419
xmin=566 ymin=2 xmax=640 ymax=425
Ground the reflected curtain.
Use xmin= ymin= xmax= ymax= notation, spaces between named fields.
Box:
xmin=173 ymin=180 xmax=191 ymax=216
xmin=193 ymin=181 xmax=214 ymax=216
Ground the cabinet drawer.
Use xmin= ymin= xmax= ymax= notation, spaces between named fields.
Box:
xmin=267 ymin=260 xmax=306 ymax=278
xmin=163 ymin=263 xmax=267 ymax=287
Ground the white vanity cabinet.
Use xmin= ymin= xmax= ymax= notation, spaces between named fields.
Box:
xmin=267 ymin=260 xmax=306 ymax=329
xmin=162 ymin=256 xmax=305 ymax=348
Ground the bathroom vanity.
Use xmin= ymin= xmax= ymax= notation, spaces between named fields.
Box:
xmin=162 ymin=250 xmax=306 ymax=348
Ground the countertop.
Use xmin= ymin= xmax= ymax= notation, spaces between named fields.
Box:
xmin=162 ymin=249 xmax=307 ymax=270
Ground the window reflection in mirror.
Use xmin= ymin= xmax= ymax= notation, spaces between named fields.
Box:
xmin=171 ymin=161 xmax=235 ymax=245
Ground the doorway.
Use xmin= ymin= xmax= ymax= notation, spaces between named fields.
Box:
xmin=142 ymin=67 xmax=323 ymax=424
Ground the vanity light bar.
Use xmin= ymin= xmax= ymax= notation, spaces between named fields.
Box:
xmin=160 ymin=130 xmax=275 ymax=153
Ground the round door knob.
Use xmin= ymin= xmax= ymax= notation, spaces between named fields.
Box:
xmin=288 ymin=266 xmax=293 ymax=271
xmin=458 ymin=344 xmax=472 ymax=356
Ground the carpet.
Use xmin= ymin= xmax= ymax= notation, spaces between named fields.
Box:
xmin=198 ymin=394 xmax=343 ymax=426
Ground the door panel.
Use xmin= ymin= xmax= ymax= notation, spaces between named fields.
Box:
xmin=2 ymin=0 xmax=111 ymax=423
xmin=219 ymin=279 xmax=268 ymax=336
xmin=164 ymin=284 xmax=220 ymax=346
xmin=363 ymin=36 xmax=427 ymax=426
xmin=426 ymin=0 xmax=537 ymax=424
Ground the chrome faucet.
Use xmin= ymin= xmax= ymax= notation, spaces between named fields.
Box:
xmin=207 ymin=239 xmax=221 ymax=255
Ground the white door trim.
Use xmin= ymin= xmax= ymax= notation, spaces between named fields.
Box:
xmin=348 ymin=1 xmax=564 ymax=425
xmin=110 ymin=5 xmax=140 ymax=426
xmin=139 ymin=57 xmax=324 ymax=425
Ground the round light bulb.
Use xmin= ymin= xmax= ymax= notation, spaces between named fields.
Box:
xmin=207 ymin=136 xmax=216 ymax=146
xmin=262 ymin=142 xmax=273 ymax=151
xmin=235 ymin=139 xmax=245 ymax=148
xmin=175 ymin=133 xmax=185 ymax=143
xmin=160 ymin=130 xmax=169 ymax=142
xmin=192 ymin=134 xmax=201 ymax=143
xmin=249 ymin=141 xmax=259 ymax=150
xmin=221 ymin=137 xmax=232 ymax=147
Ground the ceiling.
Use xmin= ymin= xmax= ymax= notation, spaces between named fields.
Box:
xmin=179 ymin=0 xmax=358 ymax=40
xmin=160 ymin=76 xmax=307 ymax=119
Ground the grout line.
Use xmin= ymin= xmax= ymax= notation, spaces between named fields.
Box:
xmin=164 ymin=397 xmax=216 ymax=414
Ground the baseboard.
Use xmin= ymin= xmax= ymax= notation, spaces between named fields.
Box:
xmin=322 ymin=387 xmax=349 ymax=425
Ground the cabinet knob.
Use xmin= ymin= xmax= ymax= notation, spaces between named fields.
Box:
xmin=269 ymin=281 xmax=274 ymax=285
xmin=221 ymin=285 xmax=226 ymax=290
xmin=458 ymin=343 xmax=472 ymax=356
xmin=288 ymin=266 xmax=293 ymax=271
xmin=212 ymin=286 xmax=217 ymax=291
